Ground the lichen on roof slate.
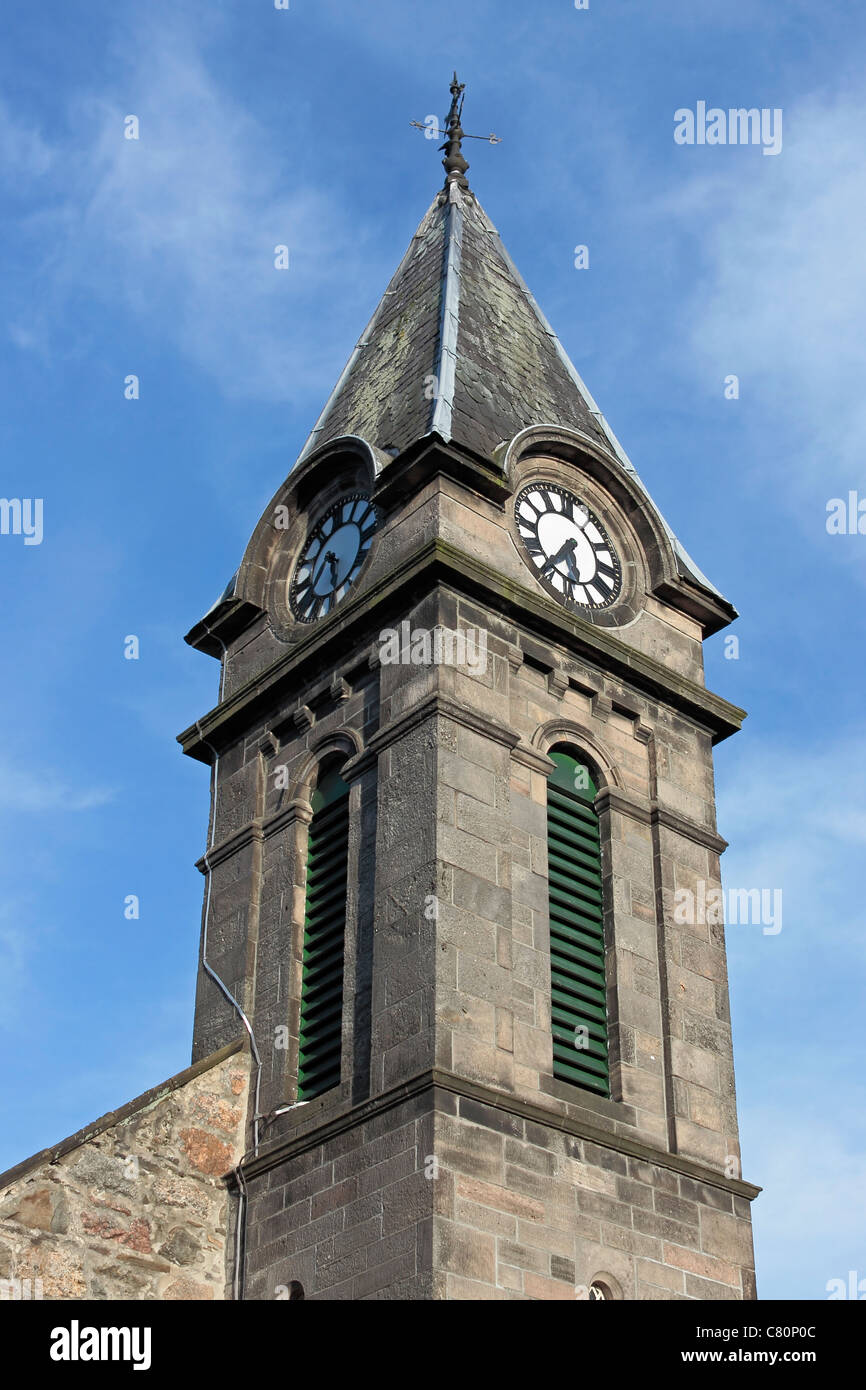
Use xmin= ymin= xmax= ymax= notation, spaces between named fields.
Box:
xmin=304 ymin=186 xmax=607 ymax=463
xmin=452 ymin=195 xmax=606 ymax=459
xmin=313 ymin=196 xmax=444 ymax=456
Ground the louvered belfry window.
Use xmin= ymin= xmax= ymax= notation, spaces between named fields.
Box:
xmin=546 ymin=748 xmax=610 ymax=1097
xmin=297 ymin=763 xmax=349 ymax=1101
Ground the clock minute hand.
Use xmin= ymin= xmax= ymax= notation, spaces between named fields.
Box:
xmin=314 ymin=549 xmax=339 ymax=590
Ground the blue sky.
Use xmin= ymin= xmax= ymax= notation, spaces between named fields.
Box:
xmin=1 ymin=0 xmax=864 ymax=1301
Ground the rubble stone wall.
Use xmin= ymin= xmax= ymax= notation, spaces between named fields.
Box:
xmin=0 ymin=1041 xmax=248 ymax=1301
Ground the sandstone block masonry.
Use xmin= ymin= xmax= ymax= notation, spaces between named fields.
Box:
xmin=0 ymin=1042 xmax=248 ymax=1300
xmin=238 ymin=1075 xmax=758 ymax=1301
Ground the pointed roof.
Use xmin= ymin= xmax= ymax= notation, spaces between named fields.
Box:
xmin=296 ymin=176 xmax=725 ymax=605
xmin=299 ymin=181 xmax=609 ymax=466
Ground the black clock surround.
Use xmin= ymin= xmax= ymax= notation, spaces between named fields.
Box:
xmin=289 ymin=493 xmax=379 ymax=623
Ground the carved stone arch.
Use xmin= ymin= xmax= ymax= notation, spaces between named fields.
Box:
xmin=584 ymin=1270 xmax=624 ymax=1301
xmin=531 ymin=719 xmax=622 ymax=793
xmin=503 ymin=423 xmax=680 ymax=597
xmin=289 ymin=729 xmax=363 ymax=810
xmin=503 ymin=423 xmax=734 ymax=635
xmin=233 ymin=435 xmax=386 ymax=614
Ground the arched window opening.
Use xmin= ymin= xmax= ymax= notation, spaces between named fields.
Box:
xmin=588 ymin=1280 xmax=613 ymax=1301
xmin=546 ymin=747 xmax=610 ymax=1097
xmin=297 ymin=761 xmax=349 ymax=1101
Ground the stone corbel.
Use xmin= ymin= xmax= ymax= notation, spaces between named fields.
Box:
xmin=591 ymin=691 xmax=613 ymax=721
xmin=506 ymin=645 xmax=524 ymax=675
xmin=263 ymin=799 xmax=314 ymax=840
xmin=547 ymin=669 xmax=569 ymax=699
xmin=292 ymin=704 xmax=315 ymax=731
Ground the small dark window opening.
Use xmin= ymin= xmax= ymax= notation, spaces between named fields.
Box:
xmin=589 ymin=1281 xmax=611 ymax=1300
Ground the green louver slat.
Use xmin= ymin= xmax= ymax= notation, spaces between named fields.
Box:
xmin=547 ymin=750 xmax=610 ymax=1097
xmin=548 ymin=787 xmax=599 ymax=817
xmin=548 ymin=805 xmax=599 ymax=833
xmin=550 ymin=916 xmax=604 ymax=950
xmin=296 ymin=768 xmax=349 ymax=1101
xmin=548 ymin=834 xmax=601 ymax=877
xmin=548 ymin=842 xmax=602 ymax=880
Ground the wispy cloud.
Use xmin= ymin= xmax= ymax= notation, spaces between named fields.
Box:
xmin=744 ymin=1100 xmax=866 ymax=1299
xmin=3 ymin=21 xmax=373 ymax=402
xmin=718 ymin=730 xmax=866 ymax=957
xmin=659 ymin=91 xmax=866 ymax=485
xmin=0 ymin=96 xmax=54 ymax=180
xmin=0 ymin=760 xmax=113 ymax=813
xmin=0 ymin=921 xmax=35 ymax=1030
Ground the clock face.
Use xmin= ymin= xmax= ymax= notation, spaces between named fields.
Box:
xmin=515 ymin=483 xmax=622 ymax=609
xmin=289 ymin=494 xmax=378 ymax=623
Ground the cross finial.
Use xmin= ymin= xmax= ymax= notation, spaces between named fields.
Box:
xmin=441 ymin=71 xmax=470 ymax=190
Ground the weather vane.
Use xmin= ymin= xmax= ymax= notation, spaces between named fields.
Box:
xmin=411 ymin=72 xmax=501 ymax=190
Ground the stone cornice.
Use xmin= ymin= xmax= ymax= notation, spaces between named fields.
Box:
xmin=262 ymin=800 xmax=312 ymax=840
xmin=594 ymin=787 xmax=728 ymax=855
xmin=178 ymin=538 xmax=745 ymax=763
xmin=238 ymin=1066 xmax=760 ymax=1202
xmin=195 ymin=821 xmax=264 ymax=874
xmin=511 ymin=742 xmax=557 ymax=775
xmin=653 ymin=806 xmax=728 ymax=855
xmin=594 ymin=785 xmax=653 ymax=823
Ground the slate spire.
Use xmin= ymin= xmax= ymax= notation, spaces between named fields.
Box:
xmin=297 ymin=83 xmax=726 ymax=603
xmin=298 ymin=168 xmax=609 ymax=468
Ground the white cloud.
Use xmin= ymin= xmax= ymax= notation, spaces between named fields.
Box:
xmin=717 ymin=730 xmax=866 ymax=1294
xmin=660 ymin=90 xmax=866 ymax=486
xmin=718 ymin=730 xmax=866 ymax=955
xmin=3 ymin=22 xmax=374 ymax=402
xmin=720 ymin=732 xmax=866 ymax=845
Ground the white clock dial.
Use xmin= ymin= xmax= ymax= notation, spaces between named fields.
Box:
xmin=289 ymin=494 xmax=378 ymax=623
xmin=515 ymin=483 xmax=622 ymax=609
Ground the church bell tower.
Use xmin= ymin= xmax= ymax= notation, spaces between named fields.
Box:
xmin=179 ymin=76 xmax=759 ymax=1301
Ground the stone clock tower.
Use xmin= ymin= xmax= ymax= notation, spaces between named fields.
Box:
xmin=178 ymin=78 xmax=760 ymax=1301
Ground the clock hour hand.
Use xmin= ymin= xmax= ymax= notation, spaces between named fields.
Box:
xmin=542 ymin=537 xmax=580 ymax=582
